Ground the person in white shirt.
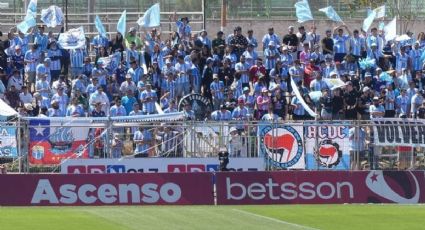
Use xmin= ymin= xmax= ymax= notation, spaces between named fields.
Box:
xmin=89 ymin=86 xmax=110 ymax=115
xmin=19 ymin=85 xmax=33 ymax=104
xmin=7 ymin=69 xmax=23 ymax=91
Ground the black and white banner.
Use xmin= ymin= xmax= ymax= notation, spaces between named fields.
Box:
xmin=373 ymin=118 xmax=425 ymax=147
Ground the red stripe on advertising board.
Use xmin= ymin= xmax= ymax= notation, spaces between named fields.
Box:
xmin=216 ymin=171 xmax=425 ymax=205
xmin=0 ymin=173 xmax=214 ymax=206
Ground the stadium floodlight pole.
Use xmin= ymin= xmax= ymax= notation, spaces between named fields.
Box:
xmin=220 ymin=0 xmax=227 ymax=32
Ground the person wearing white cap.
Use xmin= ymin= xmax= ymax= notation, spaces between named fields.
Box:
xmin=366 ymin=41 xmax=381 ymax=66
xmin=264 ymin=41 xmax=279 ymax=72
xmin=11 ymin=45 xmax=24 ymax=74
xmin=242 ymin=42 xmax=258 ymax=68
xmin=369 ymin=96 xmax=385 ymax=119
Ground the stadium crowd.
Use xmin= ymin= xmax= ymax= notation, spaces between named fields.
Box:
xmin=0 ymin=14 xmax=425 ymax=123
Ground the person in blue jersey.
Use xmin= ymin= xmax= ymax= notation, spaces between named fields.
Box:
xmin=211 ymin=104 xmax=232 ymax=121
xmin=47 ymin=41 xmax=62 ymax=82
xmin=210 ymin=74 xmax=225 ymax=110
xmin=140 ymin=83 xmax=157 ymax=115
xmin=333 ymin=24 xmax=352 ymax=62
xmin=70 ymin=48 xmax=86 ymax=77
xmin=66 ymin=97 xmax=85 ymax=117
xmin=34 ymin=26 xmax=48 ymax=56
xmin=24 ymin=44 xmax=41 ymax=91
xmin=134 ymin=126 xmax=154 ymax=157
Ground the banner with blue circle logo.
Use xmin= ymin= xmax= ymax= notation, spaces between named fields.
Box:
xmin=257 ymin=122 xmax=305 ymax=169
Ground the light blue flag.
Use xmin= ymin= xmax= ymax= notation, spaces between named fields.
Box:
xmin=17 ymin=16 xmax=36 ymax=33
xmin=26 ymin=0 xmax=37 ymax=19
xmin=17 ymin=0 xmax=37 ymax=33
xmin=58 ymin=27 xmax=86 ymax=50
xmin=294 ymin=0 xmax=313 ymax=23
xmin=137 ymin=3 xmax=161 ymax=27
xmin=41 ymin=5 xmax=63 ymax=27
xmin=117 ymin=10 xmax=127 ymax=35
xmin=95 ymin=15 xmax=107 ymax=37
xmin=319 ymin=6 xmax=343 ymax=23
xmin=362 ymin=10 xmax=376 ymax=32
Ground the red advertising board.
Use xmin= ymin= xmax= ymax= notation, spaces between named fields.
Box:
xmin=0 ymin=173 xmax=214 ymax=206
xmin=216 ymin=171 xmax=425 ymax=205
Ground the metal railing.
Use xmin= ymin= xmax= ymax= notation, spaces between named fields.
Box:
xmin=1 ymin=118 xmax=425 ymax=173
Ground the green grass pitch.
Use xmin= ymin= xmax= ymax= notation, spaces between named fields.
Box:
xmin=1 ymin=205 xmax=424 ymax=230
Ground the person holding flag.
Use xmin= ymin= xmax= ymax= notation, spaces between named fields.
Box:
xmin=333 ymin=24 xmax=352 ymax=62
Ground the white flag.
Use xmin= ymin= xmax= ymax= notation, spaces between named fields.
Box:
xmin=58 ymin=27 xmax=86 ymax=50
xmin=384 ymin=17 xmax=397 ymax=41
xmin=373 ymin=5 xmax=386 ymax=19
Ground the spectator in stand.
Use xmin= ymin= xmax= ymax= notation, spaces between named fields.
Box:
xmin=246 ymin=29 xmax=258 ymax=50
xmin=229 ymin=26 xmax=248 ymax=60
xmin=211 ymin=104 xmax=232 ymax=121
xmin=66 ymin=97 xmax=85 ymax=117
xmin=333 ymin=25 xmax=351 ymax=62
xmin=321 ymin=29 xmax=334 ymax=56
xmin=24 ymin=44 xmax=40 ymax=91
xmin=369 ymin=96 xmax=385 ymax=119
xmin=262 ymin=27 xmax=280 ymax=51
xmin=282 ymin=26 xmax=298 ymax=57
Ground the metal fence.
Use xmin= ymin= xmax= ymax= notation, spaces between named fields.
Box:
xmin=1 ymin=118 xmax=425 ymax=173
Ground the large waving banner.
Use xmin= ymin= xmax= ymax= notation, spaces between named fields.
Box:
xmin=29 ymin=119 xmax=91 ymax=165
xmin=372 ymin=118 xmax=425 ymax=147
xmin=258 ymin=122 xmax=305 ymax=169
xmin=305 ymin=123 xmax=350 ymax=170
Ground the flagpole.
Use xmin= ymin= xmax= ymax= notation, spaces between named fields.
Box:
xmin=65 ymin=0 xmax=68 ymax=31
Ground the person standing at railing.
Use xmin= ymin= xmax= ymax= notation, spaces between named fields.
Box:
xmin=211 ymin=104 xmax=231 ymax=121
xmin=411 ymin=89 xmax=424 ymax=118
xmin=349 ymin=126 xmax=366 ymax=170
xmin=134 ymin=126 xmax=153 ymax=158
xmin=140 ymin=83 xmax=157 ymax=115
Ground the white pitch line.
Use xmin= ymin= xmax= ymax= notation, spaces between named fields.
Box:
xmin=232 ymin=209 xmax=320 ymax=230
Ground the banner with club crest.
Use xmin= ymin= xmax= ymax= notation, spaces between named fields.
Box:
xmin=304 ymin=122 xmax=351 ymax=170
xmin=257 ymin=122 xmax=305 ymax=169
xmin=28 ymin=119 xmax=93 ymax=165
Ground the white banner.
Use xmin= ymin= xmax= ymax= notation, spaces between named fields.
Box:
xmin=61 ymin=157 xmax=265 ymax=173
xmin=373 ymin=118 xmax=425 ymax=147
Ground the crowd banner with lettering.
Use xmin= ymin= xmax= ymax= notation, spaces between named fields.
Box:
xmin=305 ymin=122 xmax=350 ymax=170
xmin=257 ymin=122 xmax=305 ymax=169
xmin=0 ymin=126 xmax=18 ymax=157
xmin=372 ymin=118 xmax=425 ymax=147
